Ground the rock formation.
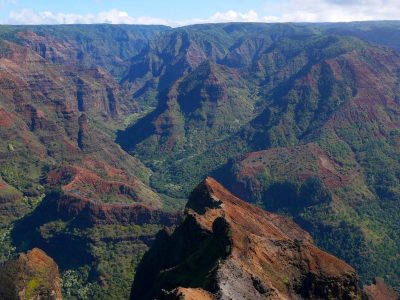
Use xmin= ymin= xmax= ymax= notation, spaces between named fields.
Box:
xmin=0 ymin=248 xmax=62 ymax=300
xmin=130 ymin=177 xmax=363 ymax=300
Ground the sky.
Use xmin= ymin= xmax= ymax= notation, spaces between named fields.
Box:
xmin=0 ymin=0 xmax=399 ymax=26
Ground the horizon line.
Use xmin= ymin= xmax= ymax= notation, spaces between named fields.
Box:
xmin=0 ymin=19 xmax=400 ymax=28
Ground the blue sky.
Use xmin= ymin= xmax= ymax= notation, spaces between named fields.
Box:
xmin=0 ymin=0 xmax=399 ymax=26
xmin=0 ymin=0 xmax=264 ymax=20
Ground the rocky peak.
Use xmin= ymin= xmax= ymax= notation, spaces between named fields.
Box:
xmin=186 ymin=177 xmax=224 ymax=214
xmin=130 ymin=177 xmax=363 ymax=300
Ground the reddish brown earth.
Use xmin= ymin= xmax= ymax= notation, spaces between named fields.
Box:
xmin=161 ymin=288 xmax=215 ymax=300
xmin=364 ymin=278 xmax=400 ymax=300
xmin=0 ymin=248 xmax=62 ymax=300
xmin=18 ymin=30 xmax=92 ymax=67
xmin=0 ymin=36 xmax=149 ymax=190
xmin=0 ymin=38 xmax=124 ymax=117
xmin=321 ymin=48 xmax=400 ymax=137
xmin=237 ymin=143 xmax=354 ymax=189
xmin=0 ymin=177 xmax=7 ymax=190
xmin=46 ymin=165 xmax=162 ymax=207
xmin=0 ymin=176 xmax=23 ymax=204
xmin=0 ymin=108 xmax=15 ymax=127
xmin=0 ymin=37 xmax=160 ymax=223
xmin=131 ymin=177 xmax=363 ymax=300
xmin=38 ymin=192 xmax=180 ymax=227
xmin=226 ymin=142 xmax=372 ymax=207
xmin=82 ymin=158 xmax=128 ymax=180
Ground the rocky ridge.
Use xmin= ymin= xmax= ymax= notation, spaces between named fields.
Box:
xmin=131 ymin=177 xmax=363 ymax=300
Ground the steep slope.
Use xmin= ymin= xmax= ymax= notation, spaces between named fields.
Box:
xmin=217 ymin=42 xmax=400 ymax=287
xmin=320 ymin=20 xmax=400 ymax=52
xmin=2 ymin=22 xmax=400 ymax=299
xmin=0 ymin=45 xmax=183 ymax=293
xmin=3 ymin=24 xmax=169 ymax=78
xmin=0 ymin=32 xmax=153 ymax=202
xmin=117 ymin=23 xmax=400 ymax=290
xmin=0 ymin=248 xmax=62 ymax=300
xmin=131 ymin=177 xmax=363 ymax=300
xmin=11 ymin=190 xmax=181 ymax=299
xmin=119 ymin=60 xmax=254 ymax=170
xmin=0 ymin=25 xmax=179 ymax=300
xmin=119 ymin=22 xmax=400 ymax=196
xmin=118 ymin=25 xmax=370 ymax=195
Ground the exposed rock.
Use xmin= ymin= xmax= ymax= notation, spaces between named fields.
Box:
xmin=36 ymin=191 xmax=180 ymax=227
xmin=45 ymin=165 xmax=163 ymax=207
xmin=0 ymin=35 xmax=154 ymax=207
xmin=130 ymin=177 xmax=363 ymax=300
xmin=0 ymin=248 xmax=62 ymax=300
xmin=364 ymin=278 xmax=399 ymax=300
xmin=160 ymin=287 xmax=215 ymax=300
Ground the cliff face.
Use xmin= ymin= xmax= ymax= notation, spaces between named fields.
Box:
xmin=0 ymin=248 xmax=62 ymax=300
xmin=18 ymin=25 xmax=169 ymax=78
xmin=0 ymin=30 xmax=155 ymax=214
xmin=131 ymin=177 xmax=362 ymax=300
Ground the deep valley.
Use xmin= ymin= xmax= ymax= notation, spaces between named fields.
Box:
xmin=0 ymin=21 xmax=400 ymax=299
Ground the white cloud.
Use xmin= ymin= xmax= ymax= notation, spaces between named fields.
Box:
xmin=261 ymin=0 xmax=400 ymax=22
xmin=4 ymin=1 xmax=400 ymax=27
xmin=5 ymin=8 xmax=267 ymax=26
xmin=207 ymin=10 xmax=260 ymax=23
xmin=6 ymin=9 xmax=170 ymax=26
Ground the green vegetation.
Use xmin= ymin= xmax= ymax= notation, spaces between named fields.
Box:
xmin=1 ymin=21 xmax=400 ymax=298
xmin=0 ymin=226 xmax=16 ymax=264
xmin=116 ymin=22 xmax=400 ymax=290
xmin=12 ymin=207 xmax=165 ymax=300
xmin=261 ymin=177 xmax=332 ymax=213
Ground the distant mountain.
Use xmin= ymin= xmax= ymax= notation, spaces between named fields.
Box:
xmin=320 ymin=20 xmax=400 ymax=52
xmin=0 ymin=24 xmax=169 ymax=77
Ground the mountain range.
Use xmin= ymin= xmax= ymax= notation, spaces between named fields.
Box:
xmin=0 ymin=21 xmax=400 ymax=299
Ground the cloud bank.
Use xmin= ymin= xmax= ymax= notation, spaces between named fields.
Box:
xmin=5 ymin=0 xmax=400 ymax=26
xmin=264 ymin=0 xmax=400 ymax=22
xmin=7 ymin=9 xmax=170 ymax=26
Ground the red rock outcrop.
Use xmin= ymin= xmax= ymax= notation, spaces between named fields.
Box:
xmin=364 ymin=278 xmax=399 ymax=300
xmin=35 ymin=191 xmax=180 ymax=227
xmin=131 ymin=177 xmax=363 ymax=300
xmin=0 ymin=37 xmax=150 ymax=206
xmin=161 ymin=288 xmax=215 ymax=300
xmin=46 ymin=165 xmax=162 ymax=207
xmin=0 ymin=248 xmax=62 ymax=300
